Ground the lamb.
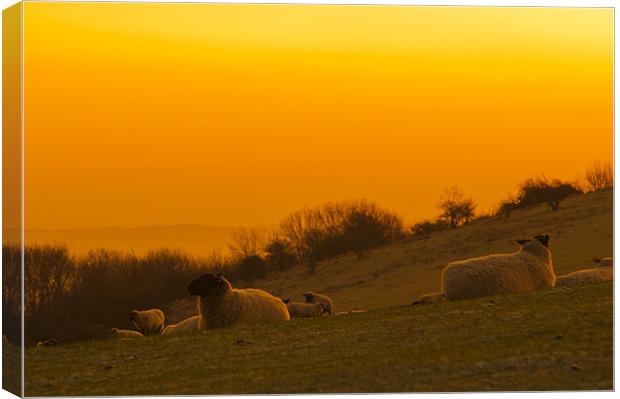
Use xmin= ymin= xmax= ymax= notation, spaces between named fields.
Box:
xmin=555 ymin=257 xmax=613 ymax=287
xmin=285 ymin=301 xmax=326 ymax=318
xmin=187 ymin=272 xmax=290 ymax=330
xmin=36 ymin=339 xmax=59 ymax=347
xmin=440 ymin=234 xmax=555 ymax=301
xmin=129 ymin=308 xmax=165 ymax=335
xmin=411 ymin=292 xmax=444 ymax=306
xmin=108 ymin=328 xmax=144 ymax=339
xmin=161 ymin=316 xmax=200 ymax=336
xmin=302 ymin=291 xmax=333 ymax=315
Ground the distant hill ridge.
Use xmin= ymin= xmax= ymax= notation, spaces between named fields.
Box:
xmin=13 ymin=224 xmax=274 ymax=257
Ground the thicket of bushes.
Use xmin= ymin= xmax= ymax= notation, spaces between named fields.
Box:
xmin=3 ymin=245 xmax=214 ymax=345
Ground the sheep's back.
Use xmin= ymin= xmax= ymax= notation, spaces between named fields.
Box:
xmin=556 ymin=268 xmax=613 ymax=287
xmin=442 ymin=252 xmax=550 ymax=300
xmin=234 ymin=289 xmax=290 ymax=325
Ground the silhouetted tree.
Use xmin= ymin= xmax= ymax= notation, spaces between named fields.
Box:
xmin=517 ymin=177 xmax=581 ymax=211
xmin=227 ymin=228 xmax=266 ymax=260
xmin=437 ymin=187 xmax=476 ymax=228
xmin=264 ymin=236 xmax=297 ymax=270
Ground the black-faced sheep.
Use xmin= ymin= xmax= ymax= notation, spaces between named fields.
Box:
xmin=286 ymin=301 xmax=326 ymax=318
xmin=161 ymin=316 xmax=200 ymax=336
xmin=187 ymin=273 xmax=290 ymax=330
xmin=108 ymin=328 xmax=144 ymax=339
xmin=556 ymin=257 xmax=613 ymax=287
xmin=129 ymin=308 xmax=165 ymax=335
xmin=440 ymin=234 xmax=555 ymax=301
xmin=303 ymin=291 xmax=333 ymax=315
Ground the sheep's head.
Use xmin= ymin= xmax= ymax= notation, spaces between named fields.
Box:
xmin=594 ymin=257 xmax=613 ymax=268
xmin=517 ymin=234 xmax=550 ymax=248
xmin=303 ymin=292 xmax=315 ymax=303
xmin=128 ymin=310 xmax=139 ymax=322
xmin=187 ymin=272 xmax=231 ymax=297
xmin=282 ymin=298 xmax=290 ymax=304
xmin=106 ymin=328 xmax=119 ymax=338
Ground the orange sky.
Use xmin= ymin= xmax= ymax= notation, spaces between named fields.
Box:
xmin=22 ymin=4 xmax=612 ymax=230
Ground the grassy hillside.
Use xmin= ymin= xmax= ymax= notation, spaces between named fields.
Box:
xmin=166 ymin=190 xmax=612 ymax=322
xmin=25 ymin=283 xmax=612 ymax=395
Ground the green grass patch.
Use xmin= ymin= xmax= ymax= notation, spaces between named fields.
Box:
xmin=25 ymin=282 xmax=612 ymax=395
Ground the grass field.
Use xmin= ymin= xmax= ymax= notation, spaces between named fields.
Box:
xmin=26 ymin=282 xmax=612 ymax=395
xmin=24 ymin=190 xmax=613 ymax=394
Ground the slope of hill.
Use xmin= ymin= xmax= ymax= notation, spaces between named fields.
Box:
xmin=240 ymin=190 xmax=613 ymax=311
xmin=17 ymin=224 xmax=271 ymax=257
xmin=25 ymin=283 xmax=612 ymax=395
xmin=162 ymin=191 xmax=612 ymax=324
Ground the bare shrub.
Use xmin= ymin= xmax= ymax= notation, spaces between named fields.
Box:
xmin=411 ymin=219 xmax=449 ymax=237
xmin=227 ymin=228 xmax=267 ymax=260
xmin=276 ymin=200 xmax=405 ymax=268
xmin=437 ymin=187 xmax=476 ymax=228
xmin=585 ymin=161 xmax=613 ymax=192
xmin=517 ymin=176 xmax=581 ymax=211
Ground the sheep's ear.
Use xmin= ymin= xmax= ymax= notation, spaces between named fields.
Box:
xmin=516 ymin=239 xmax=530 ymax=245
xmin=534 ymin=234 xmax=550 ymax=247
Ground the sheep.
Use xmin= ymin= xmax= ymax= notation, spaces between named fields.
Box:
xmin=440 ymin=234 xmax=555 ymax=301
xmin=302 ymin=291 xmax=333 ymax=315
xmin=161 ymin=316 xmax=200 ymax=336
xmin=187 ymin=272 xmax=290 ymax=330
xmin=36 ymin=339 xmax=59 ymax=347
xmin=555 ymin=257 xmax=613 ymax=287
xmin=286 ymin=301 xmax=326 ymax=318
xmin=129 ymin=308 xmax=165 ymax=335
xmin=108 ymin=328 xmax=144 ymax=339
xmin=411 ymin=292 xmax=444 ymax=306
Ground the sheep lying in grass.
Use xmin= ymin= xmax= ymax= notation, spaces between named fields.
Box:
xmin=36 ymin=339 xmax=59 ymax=347
xmin=421 ymin=234 xmax=555 ymax=302
xmin=108 ymin=328 xmax=144 ymax=339
xmin=303 ymin=291 xmax=333 ymax=315
xmin=556 ymin=257 xmax=613 ymax=287
xmin=285 ymin=301 xmax=326 ymax=318
xmin=187 ymin=273 xmax=290 ymax=330
xmin=411 ymin=292 xmax=444 ymax=306
xmin=129 ymin=308 xmax=165 ymax=335
xmin=442 ymin=234 xmax=555 ymax=300
xmin=161 ymin=316 xmax=200 ymax=336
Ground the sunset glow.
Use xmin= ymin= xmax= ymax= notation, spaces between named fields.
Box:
xmin=23 ymin=4 xmax=613 ymax=231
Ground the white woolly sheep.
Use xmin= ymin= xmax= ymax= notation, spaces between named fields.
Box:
xmin=286 ymin=301 xmax=326 ymax=318
xmin=161 ymin=316 xmax=200 ymax=336
xmin=302 ymin=291 xmax=333 ymax=315
xmin=187 ymin=273 xmax=290 ymax=330
xmin=556 ymin=257 xmax=613 ymax=287
xmin=108 ymin=328 xmax=144 ymax=339
xmin=129 ymin=308 xmax=165 ymax=335
xmin=440 ymin=234 xmax=555 ymax=301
